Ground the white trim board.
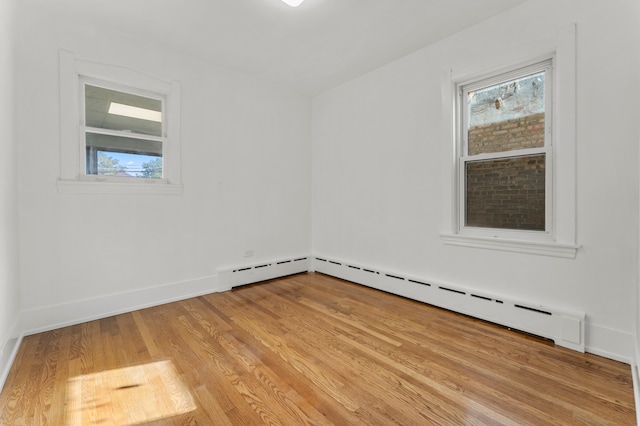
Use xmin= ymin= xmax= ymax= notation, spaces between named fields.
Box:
xmin=19 ymin=274 xmax=218 ymax=336
xmin=17 ymin=254 xmax=311 ymax=335
xmin=0 ymin=321 xmax=22 ymax=392
xmin=633 ymin=338 xmax=640 ymax=426
xmin=585 ymin=323 xmax=634 ymax=365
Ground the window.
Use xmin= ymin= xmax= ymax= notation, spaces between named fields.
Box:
xmin=439 ymin=24 xmax=578 ymax=258
xmin=58 ymin=51 xmax=182 ymax=195
xmin=82 ymin=80 xmax=165 ymax=180
xmin=459 ymin=60 xmax=552 ymax=236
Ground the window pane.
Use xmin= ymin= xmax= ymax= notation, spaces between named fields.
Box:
xmin=465 ymin=154 xmax=545 ymax=231
xmin=85 ymin=84 xmax=162 ymax=137
xmin=86 ymin=133 xmax=163 ymax=178
xmin=467 ymin=71 xmax=545 ymax=155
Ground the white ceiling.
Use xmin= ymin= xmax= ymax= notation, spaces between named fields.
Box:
xmin=76 ymin=0 xmax=527 ymax=95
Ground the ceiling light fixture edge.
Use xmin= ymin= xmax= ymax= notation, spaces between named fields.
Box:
xmin=281 ymin=0 xmax=305 ymax=7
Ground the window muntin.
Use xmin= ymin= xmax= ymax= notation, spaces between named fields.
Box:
xmin=82 ymin=81 xmax=165 ymax=179
xmin=458 ymin=60 xmax=552 ymax=234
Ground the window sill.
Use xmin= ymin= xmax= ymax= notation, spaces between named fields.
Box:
xmin=440 ymin=233 xmax=579 ymax=258
xmin=57 ymin=179 xmax=183 ymax=195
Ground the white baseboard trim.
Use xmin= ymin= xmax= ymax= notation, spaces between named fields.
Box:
xmin=633 ymin=338 xmax=640 ymax=426
xmin=19 ymin=274 xmax=219 ymax=336
xmin=0 ymin=319 xmax=22 ymax=393
xmin=585 ymin=323 xmax=635 ymax=364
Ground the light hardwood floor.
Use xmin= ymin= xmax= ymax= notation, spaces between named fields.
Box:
xmin=0 ymin=272 xmax=635 ymax=425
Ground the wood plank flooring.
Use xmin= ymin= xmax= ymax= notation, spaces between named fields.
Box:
xmin=0 ymin=272 xmax=635 ymax=425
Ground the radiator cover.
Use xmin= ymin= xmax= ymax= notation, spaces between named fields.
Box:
xmin=218 ymin=256 xmax=311 ymax=291
xmin=312 ymin=256 xmax=585 ymax=352
xmin=218 ymin=255 xmax=585 ymax=352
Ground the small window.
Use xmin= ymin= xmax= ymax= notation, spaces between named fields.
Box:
xmin=82 ymin=81 xmax=165 ymax=180
xmin=58 ymin=51 xmax=182 ymax=195
xmin=458 ymin=60 xmax=552 ymax=236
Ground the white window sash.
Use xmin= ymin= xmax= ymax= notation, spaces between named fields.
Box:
xmin=83 ymin=127 xmax=166 ymax=143
xmin=456 ymin=60 xmax=553 ymax=239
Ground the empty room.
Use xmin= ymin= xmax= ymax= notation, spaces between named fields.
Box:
xmin=1 ymin=0 xmax=639 ymax=424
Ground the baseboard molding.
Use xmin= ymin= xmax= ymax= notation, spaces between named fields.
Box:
xmin=585 ymin=323 xmax=635 ymax=364
xmin=0 ymin=320 xmax=22 ymax=393
xmin=633 ymin=338 xmax=640 ymax=426
xmin=19 ymin=274 xmax=219 ymax=336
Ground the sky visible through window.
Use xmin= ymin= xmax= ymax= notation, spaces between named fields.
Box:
xmin=100 ymin=151 xmax=161 ymax=177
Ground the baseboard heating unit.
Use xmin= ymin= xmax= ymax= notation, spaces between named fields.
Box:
xmin=217 ymin=255 xmax=585 ymax=352
xmin=218 ymin=256 xmax=311 ymax=291
xmin=312 ymin=256 xmax=585 ymax=352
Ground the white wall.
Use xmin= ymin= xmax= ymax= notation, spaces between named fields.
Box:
xmin=312 ymin=0 xmax=640 ymax=361
xmin=0 ymin=0 xmax=20 ymax=380
xmin=9 ymin=0 xmax=640 ymax=365
xmin=15 ymin=0 xmax=311 ymax=331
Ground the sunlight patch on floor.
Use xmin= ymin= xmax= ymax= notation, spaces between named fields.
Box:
xmin=66 ymin=360 xmax=196 ymax=425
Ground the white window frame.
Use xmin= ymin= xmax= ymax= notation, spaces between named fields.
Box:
xmin=440 ymin=25 xmax=578 ymax=258
xmin=57 ymin=50 xmax=183 ymax=195
xmin=458 ymin=60 xmax=553 ymax=241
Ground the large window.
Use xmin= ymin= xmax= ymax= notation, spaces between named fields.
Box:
xmin=458 ymin=60 xmax=552 ymax=237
